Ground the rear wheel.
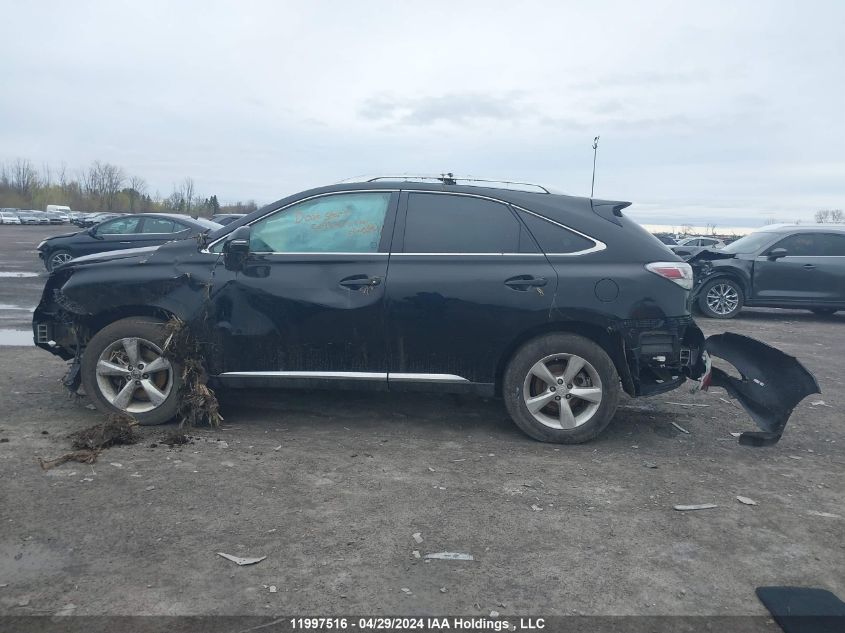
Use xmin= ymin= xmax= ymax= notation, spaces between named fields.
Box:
xmin=81 ymin=318 xmax=182 ymax=425
xmin=503 ymin=333 xmax=620 ymax=444
xmin=811 ymin=307 xmax=838 ymax=316
xmin=698 ymin=278 xmax=744 ymax=319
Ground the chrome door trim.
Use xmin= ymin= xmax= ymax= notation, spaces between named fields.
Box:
xmin=388 ymin=373 xmax=470 ymax=383
xmin=220 ymin=371 xmax=387 ymax=380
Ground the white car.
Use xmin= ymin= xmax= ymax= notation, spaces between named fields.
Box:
xmin=0 ymin=210 xmax=22 ymax=224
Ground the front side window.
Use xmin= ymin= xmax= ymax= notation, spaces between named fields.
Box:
xmin=770 ymin=233 xmax=820 ymax=257
xmin=96 ymin=217 xmax=141 ymax=234
xmin=403 ymin=193 xmax=520 ymax=253
xmin=249 ymin=192 xmax=390 ymax=253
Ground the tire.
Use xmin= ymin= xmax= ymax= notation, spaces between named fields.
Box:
xmin=46 ymin=249 xmax=73 ymax=272
xmin=503 ymin=333 xmax=620 ymax=444
xmin=697 ymin=278 xmax=744 ymax=319
xmin=811 ymin=308 xmax=838 ymax=316
xmin=81 ymin=318 xmax=183 ymax=425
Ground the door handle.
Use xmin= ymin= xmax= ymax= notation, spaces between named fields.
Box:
xmin=504 ymin=275 xmax=548 ymax=290
xmin=803 ymin=264 xmax=817 ymax=270
xmin=339 ymin=275 xmax=382 ymax=289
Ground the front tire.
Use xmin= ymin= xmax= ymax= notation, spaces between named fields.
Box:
xmin=503 ymin=333 xmax=620 ymax=444
xmin=698 ymin=278 xmax=744 ymax=319
xmin=46 ymin=249 xmax=73 ymax=272
xmin=81 ymin=318 xmax=182 ymax=425
xmin=811 ymin=307 xmax=838 ymax=316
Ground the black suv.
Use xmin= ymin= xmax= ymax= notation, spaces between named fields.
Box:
xmin=32 ymin=177 xmax=817 ymax=444
xmin=691 ymin=224 xmax=845 ymax=318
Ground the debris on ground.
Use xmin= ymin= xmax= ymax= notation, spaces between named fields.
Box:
xmin=730 ymin=432 xmax=742 ymax=438
xmin=674 ymin=503 xmax=718 ymax=511
xmin=412 ymin=550 xmax=420 ymax=559
xmin=163 ymin=316 xmax=223 ymax=427
xmin=665 ymin=402 xmax=709 ymax=407
xmin=736 ymin=496 xmax=757 ymax=506
xmin=161 ymin=430 xmax=192 ymax=446
xmin=440 ymin=587 xmax=447 ymax=593
xmin=401 ymin=587 xmax=411 ymax=594
xmin=671 ymin=422 xmax=691 ymax=434
xmin=809 ymin=400 xmax=832 ymax=408
xmin=145 ymin=486 xmax=155 ymax=491
xmin=424 ymin=552 xmax=474 ymax=561
xmin=490 ymin=610 xmax=500 ymax=617
xmin=412 ymin=532 xmax=423 ymax=544
xmin=37 ymin=415 xmax=138 ymax=470
xmin=643 ymin=462 xmax=658 ymax=469
xmin=530 ymin=504 xmax=543 ymax=512
xmin=217 ymin=552 xmax=267 ymax=566
xmin=808 ymin=511 xmax=841 ymax=519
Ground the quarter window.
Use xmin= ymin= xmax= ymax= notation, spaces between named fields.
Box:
xmin=141 ymin=217 xmax=178 ymax=233
xmin=249 ymin=192 xmax=390 ymax=253
xmin=517 ymin=210 xmax=595 ymax=254
xmin=403 ymin=193 xmax=520 ymax=253
xmin=818 ymin=233 xmax=845 ymax=256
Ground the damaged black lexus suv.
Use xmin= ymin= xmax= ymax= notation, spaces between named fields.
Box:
xmin=32 ymin=177 xmax=819 ymax=445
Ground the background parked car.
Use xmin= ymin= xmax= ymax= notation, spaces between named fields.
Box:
xmin=0 ymin=210 xmax=22 ymax=224
xmin=690 ymin=224 xmax=845 ymax=318
xmin=671 ymin=236 xmax=726 ymax=259
xmin=43 ymin=211 xmax=67 ymax=224
xmin=210 ymin=213 xmax=246 ymax=226
xmin=29 ymin=210 xmax=51 ymax=225
xmin=37 ymin=212 xmax=222 ymax=271
xmin=16 ymin=210 xmax=41 ymax=225
xmin=75 ymin=212 xmax=121 ymax=227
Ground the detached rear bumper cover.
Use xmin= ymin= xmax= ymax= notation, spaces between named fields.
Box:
xmin=697 ymin=332 xmax=820 ymax=446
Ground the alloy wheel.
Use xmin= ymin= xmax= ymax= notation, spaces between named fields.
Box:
xmin=50 ymin=252 xmax=73 ymax=269
xmin=95 ymin=337 xmax=173 ymax=413
xmin=522 ymin=353 xmax=603 ymax=429
xmin=706 ymin=283 xmax=739 ymax=315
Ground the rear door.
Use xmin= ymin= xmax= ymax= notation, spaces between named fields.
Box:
xmin=752 ymin=232 xmax=829 ymax=304
xmin=137 ymin=216 xmax=191 ymax=248
xmin=384 ymin=191 xmax=556 ymax=391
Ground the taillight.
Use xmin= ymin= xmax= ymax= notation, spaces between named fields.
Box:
xmin=645 ymin=262 xmax=694 ymax=290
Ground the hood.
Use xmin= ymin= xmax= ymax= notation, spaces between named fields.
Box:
xmin=64 ymin=245 xmax=161 ymax=267
xmin=42 ymin=231 xmax=81 ymax=243
xmin=687 ymin=247 xmax=736 ymax=263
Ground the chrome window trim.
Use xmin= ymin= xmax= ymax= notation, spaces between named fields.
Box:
xmin=394 ymin=253 xmax=546 ymax=257
xmin=513 ymin=205 xmax=607 ymax=256
xmin=218 ymin=371 xmax=472 ymax=383
xmin=220 ymin=371 xmax=387 ymax=380
xmin=204 ymin=189 xmax=399 ymax=253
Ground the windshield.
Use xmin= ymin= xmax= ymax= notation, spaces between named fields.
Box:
xmin=721 ymin=231 xmax=777 ymax=254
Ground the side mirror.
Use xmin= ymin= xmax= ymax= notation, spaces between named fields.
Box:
xmin=223 ymin=226 xmax=251 ymax=271
xmin=768 ymin=248 xmax=788 ymax=260
xmin=87 ymin=227 xmax=98 ymax=238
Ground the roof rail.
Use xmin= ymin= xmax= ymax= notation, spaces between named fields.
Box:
xmin=341 ymin=174 xmax=553 ymax=194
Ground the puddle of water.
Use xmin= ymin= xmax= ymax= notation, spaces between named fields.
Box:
xmin=0 ymin=329 xmax=33 ymax=345
xmin=0 ymin=272 xmax=40 ymax=278
xmin=0 ymin=303 xmax=35 ymax=311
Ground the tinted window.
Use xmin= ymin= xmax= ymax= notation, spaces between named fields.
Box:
xmin=141 ymin=217 xmax=177 ymax=233
xmin=721 ymin=231 xmax=777 ymax=254
xmin=97 ymin=217 xmax=141 ymax=234
xmin=818 ymin=233 xmax=845 ymax=256
xmin=249 ymin=192 xmax=390 ymax=253
xmin=517 ymin=210 xmax=595 ymax=254
xmin=404 ymin=193 xmax=519 ymax=253
xmin=770 ymin=233 xmax=820 ymax=257
xmin=699 ymin=238 xmax=716 ymax=246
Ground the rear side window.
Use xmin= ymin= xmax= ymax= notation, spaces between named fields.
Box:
xmin=403 ymin=193 xmax=520 ymax=253
xmin=517 ymin=210 xmax=595 ymax=254
xmin=97 ymin=217 xmax=141 ymax=234
xmin=141 ymin=217 xmax=177 ymax=233
xmin=818 ymin=233 xmax=845 ymax=256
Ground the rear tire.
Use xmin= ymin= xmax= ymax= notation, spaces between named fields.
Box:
xmin=81 ymin=318 xmax=182 ymax=425
xmin=503 ymin=333 xmax=620 ymax=444
xmin=811 ymin=308 xmax=838 ymax=316
xmin=698 ymin=278 xmax=744 ymax=319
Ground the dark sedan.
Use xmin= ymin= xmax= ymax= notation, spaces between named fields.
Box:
xmin=37 ymin=213 xmax=222 ymax=271
xmin=210 ymin=213 xmax=246 ymax=226
xmin=689 ymin=224 xmax=845 ymax=318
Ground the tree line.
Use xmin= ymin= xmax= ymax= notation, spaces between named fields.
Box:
xmin=0 ymin=158 xmax=258 ymax=218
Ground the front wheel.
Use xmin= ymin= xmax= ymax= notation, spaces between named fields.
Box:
xmin=698 ymin=278 xmax=744 ymax=319
xmin=46 ymin=249 xmax=73 ymax=271
xmin=811 ymin=307 xmax=838 ymax=316
xmin=81 ymin=318 xmax=183 ymax=425
xmin=503 ymin=333 xmax=620 ymax=444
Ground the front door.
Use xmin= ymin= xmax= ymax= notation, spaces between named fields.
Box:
xmin=384 ymin=191 xmax=556 ymax=392
xmin=211 ymin=190 xmax=398 ymax=389
xmin=81 ymin=216 xmax=146 ymax=255
xmin=752 ymin=232 xmax=833 ymax=304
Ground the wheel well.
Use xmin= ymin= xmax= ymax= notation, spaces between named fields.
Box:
xmin=700 ymin=273 xmax=747 ymax=298
xmin=80 ymin=306 xmax=176 ymax=343
xmin=494 ymin=321 xmax=630 ymax=396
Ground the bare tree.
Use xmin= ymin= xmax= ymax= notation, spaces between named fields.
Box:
xmin=127 ymin=175 xmax=147 ymax=213
xmin=831 ymin=209 xmax=844 ymax=223
xmin=705 ymin=222 xmax=717 ymax=235
xmin=815 ymin=209 xmax=831 ymax=223
xmin=180 ymin=177 xmax=195 ymax=217
xmin=11 ymin=159 xmax=38 ymax=196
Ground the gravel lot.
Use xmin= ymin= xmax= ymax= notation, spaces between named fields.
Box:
xmin=0 ymin=225 xmax=842 ymax=618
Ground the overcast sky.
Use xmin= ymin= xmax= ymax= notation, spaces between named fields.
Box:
xmin=2 ymin=1 xmax=843 ymax=228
